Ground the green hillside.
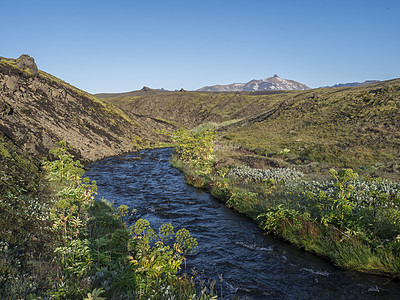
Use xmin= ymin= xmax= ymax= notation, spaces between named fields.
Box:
xmin=104 ymin=90 xmax=297 ymax=128
xmin=103 ymin=79 xmax=400 ymax=176
xmin=222 ymin=79 xmax=400 ymax=173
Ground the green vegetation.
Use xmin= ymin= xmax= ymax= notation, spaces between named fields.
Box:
xmin=0 ymin=134 xmax=55 ymax=298
xmin=169 ymin=128 xmax=216 ymax=176
xmin=191 ymin=119 xmax=242 ymax=133
xmin=170 ymin=128 xmax=400 ymax=277
xmin=1 ymin=140 xmax=218 ymax=299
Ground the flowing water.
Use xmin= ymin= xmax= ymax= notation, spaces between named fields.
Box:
xmin=85 ymin=148 xmax=400 ymax=299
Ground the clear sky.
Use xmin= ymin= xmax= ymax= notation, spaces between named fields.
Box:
xmin=2 ymin=0 xmax=399 ymax=93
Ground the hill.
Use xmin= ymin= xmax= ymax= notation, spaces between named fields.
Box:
xmin=0 ymin=55 xmax=172 ymax=162
xmin=102 ymin=90 xmax=295 ymax=128
xmin=95 ymin=86 xmax=171 ymax=98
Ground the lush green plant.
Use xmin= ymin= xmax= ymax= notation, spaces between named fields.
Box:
xmin=128 ymin=219 xmax=198 ymax=298
xmin=44 ymin=141 xmax=97 ymax=243
xmin=277 ymin=148 xmax=291 ymax=158
xmin=84 ymin=288 xmax=106 ymax=300
xmin=318 ymin=169 xmax=359 ymax=226
xmin=226 ymin=190 xmax=259 ymax=213
xmin=54 ymin=239 xmax=93 ymax=297
xmin=0 ymin=135 xmax=57 ymax=298
xmin=170 ymin=128 xmax=216 ymax=176
xmin=257 ymin=204 xmax=302 ymax=234
xmin=40 ymin=141 xmax=206 ymax=298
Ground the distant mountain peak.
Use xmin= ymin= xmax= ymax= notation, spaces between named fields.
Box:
xmin=322 ymin=80 xmax=380 ymax=88
xmin=197 ymin=75 xmax=309 ymax=92
xmin=141 ymin=86 xmax=152 ymax=92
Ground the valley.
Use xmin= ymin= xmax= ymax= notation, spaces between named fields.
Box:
xmin=1 ymin=54 xmax=400 ymax=299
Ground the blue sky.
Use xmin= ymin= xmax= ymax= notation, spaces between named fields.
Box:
xmin=2 ymin=0 xmax=399 ymax=93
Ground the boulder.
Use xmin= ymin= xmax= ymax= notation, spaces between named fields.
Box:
xmin=16 ymin=54 xmax=38 ymax=75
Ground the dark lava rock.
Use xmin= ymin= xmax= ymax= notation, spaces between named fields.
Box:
xmin=141 ymin=86 xmax=151 ymax=92
xmin=16 ymin=54 xmax=38 ymax=75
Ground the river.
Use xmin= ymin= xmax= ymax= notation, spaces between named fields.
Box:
xmin=85 ymin=148 xmax=400 ymax=299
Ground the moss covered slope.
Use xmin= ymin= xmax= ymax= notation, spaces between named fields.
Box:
xmin=222 ymin=79 xmax=400 ymax=170
xmin=0 ymin=55 xmax=175 ymax=161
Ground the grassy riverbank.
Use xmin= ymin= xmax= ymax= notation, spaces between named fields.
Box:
xmin=170 ymin=129 xmax=400 ymax=278
xmin=0 ymin=140 xmax=216 ymax=299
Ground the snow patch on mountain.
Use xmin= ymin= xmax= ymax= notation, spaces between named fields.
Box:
xmin=197 ymin=75 xmax=309 ymax=92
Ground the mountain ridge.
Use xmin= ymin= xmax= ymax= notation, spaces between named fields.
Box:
xmin=321 ymin=80 xmax=380 ymax=88
xmin=197 ymin=75 xmax=310 ymax=92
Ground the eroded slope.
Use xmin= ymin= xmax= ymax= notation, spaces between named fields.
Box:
xmin=0 ymin=55 xmax=171 ymax=161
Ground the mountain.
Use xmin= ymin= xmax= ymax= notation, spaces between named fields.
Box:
xmin=322 ymin=80 xmax=380 ymax=88
xmin=0 ymin=55 xmax=171 ymax=161
xmin=197 ymin=75 xmax=310 ymax=92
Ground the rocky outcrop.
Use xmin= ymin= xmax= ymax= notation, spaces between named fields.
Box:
xmin=15 ymin=54 xmax=38 ymax=75
xmin=0 ymin=56 xmax=161 ymax=162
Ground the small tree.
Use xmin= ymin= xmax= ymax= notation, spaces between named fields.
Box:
xmin=329 ymin=168 xmax=358 ymax=223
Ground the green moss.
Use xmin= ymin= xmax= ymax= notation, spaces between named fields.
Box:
xmin=0 ymin=57 xmax=33 ymax=76
xmin=0 ymin=143 xmax=11 ymax=158
xmin=0 ymin=57 xmax=17 ymax=68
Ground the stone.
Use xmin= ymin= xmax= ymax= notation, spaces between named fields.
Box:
xmin=0 ymin=101 xmax=14 ymax=117
xmin=6 ymin=76 xmax=18 ymax=91
xmin=41 ymin=132 xmax=54 ymax=149
xmin=16 ymin=54 xmax=38 ymax=75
